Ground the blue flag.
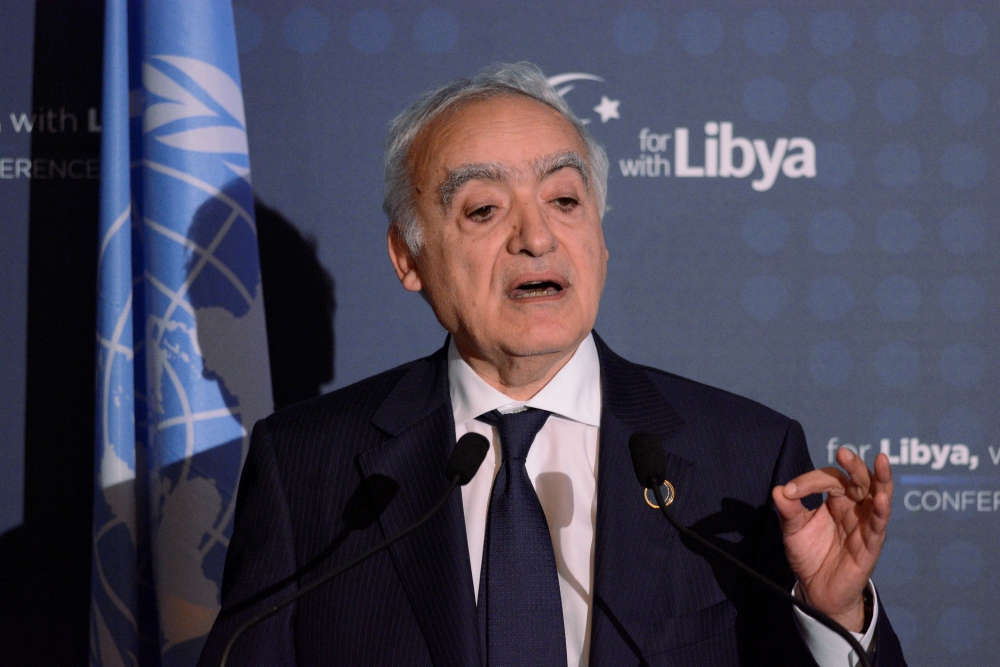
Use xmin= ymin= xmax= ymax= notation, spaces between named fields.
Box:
xmin=90 ymin=2 xmax=272 ymax=665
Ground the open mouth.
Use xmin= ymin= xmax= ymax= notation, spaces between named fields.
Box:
xmin=510 ymin=280 xmax=564 ymax=299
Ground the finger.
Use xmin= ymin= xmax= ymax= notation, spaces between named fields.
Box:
xmin=772 ymin=485 xmax=812 ymax=534
xmin=836 ymin=447 xmax=872 ymax=501
xmin=862 ymin=459 xmax=894 ymax=551
xmin=872 ymin=490 xmax=891 ymax=522
xmin=864 ymin=491 xmax=892 ymax=551
xmin=872 ymin=453 xmax=894 ymax=502
xmin=781 ymin=467 xmax=850 ymax=499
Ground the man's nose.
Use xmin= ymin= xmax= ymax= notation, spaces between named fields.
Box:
xmin=508 ymin=199 xmax=557 ymax=257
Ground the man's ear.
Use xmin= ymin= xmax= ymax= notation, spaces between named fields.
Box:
xmin=387 ymin=225 xmax=423 ymax=293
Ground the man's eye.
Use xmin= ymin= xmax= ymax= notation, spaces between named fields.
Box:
xmin=553 ymin=197 xmax=579 ymax=211
xmin=467 ymin=205 xmax=496 ymax=221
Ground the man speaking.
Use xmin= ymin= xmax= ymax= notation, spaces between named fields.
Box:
xmin=199 ymin=63 xmax=905 ymax=666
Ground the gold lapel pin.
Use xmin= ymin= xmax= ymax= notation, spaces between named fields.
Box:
xmin=644 ymin=480 xmax=675 ymax=509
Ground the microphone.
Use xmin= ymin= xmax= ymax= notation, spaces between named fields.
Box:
xmin=628 ymin=433 xmax=873 ymax=667
xmin=217 ymin=474 xmax=399 ymax=621
xmin=218 ymin=432 xmax=490 ymax=667
xmin=446 ymin=432 xmax=491 ymax=484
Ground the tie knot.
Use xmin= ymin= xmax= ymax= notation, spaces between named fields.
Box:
xmin=477 ymin=408 xmax=551 ymax=462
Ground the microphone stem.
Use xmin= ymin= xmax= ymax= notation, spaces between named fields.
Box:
xmin=219 ymin=476 xmax=461 ymax=667
xmin=651 ymin=484 xmax=872 ymax=667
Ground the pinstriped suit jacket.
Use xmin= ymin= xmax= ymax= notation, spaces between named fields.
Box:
xmin=198 ymin=332 xmax=906 ymax=667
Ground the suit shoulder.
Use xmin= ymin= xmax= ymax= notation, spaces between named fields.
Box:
xmin=260 ymin=357 xmax=420 ymax=443
xmin=637 ymin=362 xmax=793 ymax=434
xmin=628 ymin=360 xmax=812 ymax=493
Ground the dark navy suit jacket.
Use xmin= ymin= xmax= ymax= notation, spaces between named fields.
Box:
xmin=199 ymin=333 xmax=906 ymax=666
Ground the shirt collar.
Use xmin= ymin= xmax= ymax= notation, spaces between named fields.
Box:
xmin=448 ymin=333 xmax=602 ymax=427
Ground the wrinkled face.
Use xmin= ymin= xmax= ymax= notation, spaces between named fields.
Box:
xmin=393 ymin=94 xmax=608 ymax=364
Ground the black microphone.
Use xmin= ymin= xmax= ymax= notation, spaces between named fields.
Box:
xmin=218 ymin=474 xmax=400 ymax=622
xmin=218 ymin=432 xmax=490 ymax=667
xmin=628 ymin=433 xmax=873 ymax=667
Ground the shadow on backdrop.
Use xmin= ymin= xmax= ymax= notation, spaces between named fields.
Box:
xmin=185 ymin=192 xmax=336 ymax=416
xmin=255 ymin=198 xmax=336 ymax=410
xmin=147 ymin=187 xmax=336 ymax=666
xmin=0 ymin=2 xmax=102 ymax=665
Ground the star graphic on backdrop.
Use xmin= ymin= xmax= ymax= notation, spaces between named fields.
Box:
xmin=593 ymin=96 xmax=620 ymax=123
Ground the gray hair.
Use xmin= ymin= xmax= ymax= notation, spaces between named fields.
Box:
xmin=382 ymin=62 xmax=610 ymax=254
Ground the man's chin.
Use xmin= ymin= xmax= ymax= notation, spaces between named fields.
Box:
xmin=498 ymin=324 xmax=589 ymax=360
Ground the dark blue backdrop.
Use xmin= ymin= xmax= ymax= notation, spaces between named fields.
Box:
xmin=232 ymin=3 xmax=997 ymax=665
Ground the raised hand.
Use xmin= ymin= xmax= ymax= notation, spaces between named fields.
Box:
xmin=771 ymin=448 xmax=893 ymax=632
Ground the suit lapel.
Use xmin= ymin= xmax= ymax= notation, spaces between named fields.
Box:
xmin=356 ymin=334 xmax=707 ymax=666
xmin=589 ymin=333 xmax=696 ymax=665
xmin=358 ymin=344 xmax=481 ymax=667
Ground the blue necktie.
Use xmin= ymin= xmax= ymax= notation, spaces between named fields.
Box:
xmin=476 ymin=408 xmax=567 ymax=667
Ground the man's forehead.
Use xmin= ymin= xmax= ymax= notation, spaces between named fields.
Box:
xmin=437 ymin=151 xmax=591 ymax=210
xmin=418 ymin=95 xmax=582 ymax=162
xmin=409 ymin=94 xmax=589 ymax=205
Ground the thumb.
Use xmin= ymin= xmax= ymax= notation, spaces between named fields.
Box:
xmin=772 ymin=484 xmax=810 ymax=535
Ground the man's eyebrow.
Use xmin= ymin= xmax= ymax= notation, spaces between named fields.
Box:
xmin=533 ymin=151 xmax=590 ymax=189
xmin=438 ymin=162 xmax=510 ymax=211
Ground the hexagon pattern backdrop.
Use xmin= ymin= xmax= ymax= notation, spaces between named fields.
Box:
xmin=231 ymin=3 xmax=996 ymax=665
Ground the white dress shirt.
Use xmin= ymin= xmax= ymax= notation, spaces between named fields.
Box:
xmin=448 ymin=333 xmax=876 ymax=667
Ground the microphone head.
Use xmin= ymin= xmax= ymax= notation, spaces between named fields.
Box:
xmin=628 ymin=432 xmax=666 ymax=489
xmin=446 ymin=432 xmax=490 ymax=485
